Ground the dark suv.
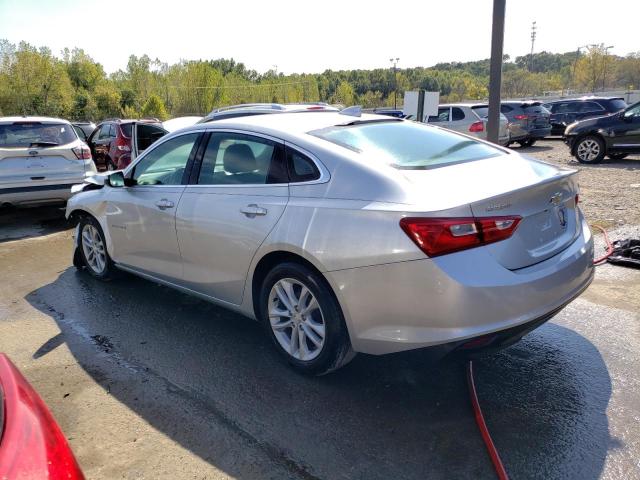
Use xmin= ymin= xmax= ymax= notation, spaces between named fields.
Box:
xmin=87 ymin=119 xmax=167 ymax=170
xmin=542 ymin=97 xmax=627 ymax=136
xmin=500 ymin=101 xmax=551 ymax=147
xmin=564 ymin=101 xmax=640 ymax=163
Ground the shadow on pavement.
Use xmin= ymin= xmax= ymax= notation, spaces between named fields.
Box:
xmin=0 ymin=206 xmax=73 ymax=243
xmin=26 ymin=268 xmax=614 ymax=480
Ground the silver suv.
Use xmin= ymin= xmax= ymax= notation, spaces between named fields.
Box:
xmin=0 ymin=117 xmax=97 ymax=207
xmin=426 ymin=103 xmax=510 ymax=146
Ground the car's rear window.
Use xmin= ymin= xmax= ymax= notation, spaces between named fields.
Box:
xmin=310 ymin=120 xmax=503 ymax=170
xmin=471 ymin=106 xmax=489 ymax=118
xmin=0 ymin=122 xmax=77 ymax=148
xmin=609 ymin=99 xmax=627 ymax=111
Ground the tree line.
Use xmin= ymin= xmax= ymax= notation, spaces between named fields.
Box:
xmin=0 ymin=39 xmax=638 ymax=122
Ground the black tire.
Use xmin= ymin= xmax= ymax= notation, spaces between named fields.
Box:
xmin=574 ymin=135 xmax=605 ymax=164
xmin=77 ymin=215 xmax=117 ymax=280
xmin=259 ymin=262 xmax=355 ymax=375
xmin=518 ymin=138 xmax=536 ymax=148
xmin=608 ymin=153 xmax=629 ymax=161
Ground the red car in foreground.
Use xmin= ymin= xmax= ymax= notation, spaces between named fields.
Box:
xmin=0 ymin=354 xmax=84 ymax=479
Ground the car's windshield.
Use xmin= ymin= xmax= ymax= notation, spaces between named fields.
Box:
xmin=0 ymin=122 xmax=77 ymax=147
xmin=310 ymin=120 xmax=503 ymax=170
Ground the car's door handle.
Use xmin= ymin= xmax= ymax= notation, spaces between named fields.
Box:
xmin=155 ymin=199 xmax=175 ymax=210
xmin=240 ymin=204 xmax=267 ymax=217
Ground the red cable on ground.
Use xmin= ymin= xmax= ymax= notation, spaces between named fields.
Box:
xmin=592 ymin=225 xmax=614 ymax=265
xmin=467 ymin=226 xmax=613 ymax=480
xmin=467 ymin=361 xmax=509 ymax=480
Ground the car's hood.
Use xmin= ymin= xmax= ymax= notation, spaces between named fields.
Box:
xmin=568 ymin=112 xmax=619 ymax=131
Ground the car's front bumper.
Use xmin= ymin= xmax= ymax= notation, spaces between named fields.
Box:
xmin=327 ymin=215 xmax=594 ymax=355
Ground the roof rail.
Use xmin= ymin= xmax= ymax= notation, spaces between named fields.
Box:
xmin=101 ymin=117 xmax=122 ymax=122
xmin=208 ymin=103 xmax=286 ymax=114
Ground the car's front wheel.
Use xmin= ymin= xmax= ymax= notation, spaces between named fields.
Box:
xmin=259 ymin=262 xmax=354 ymax=375
xmin=575 ymin=136 xmax=605 ymax=164
xmin=78 ymin=216 xmax=116 ymax=280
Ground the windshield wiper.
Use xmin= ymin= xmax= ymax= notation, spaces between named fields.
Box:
xmin=29 ymin=141 xmax=59 ymax=147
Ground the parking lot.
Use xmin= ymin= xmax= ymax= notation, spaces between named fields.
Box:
xmin=1 ymin=139 xmax=639 ymax=479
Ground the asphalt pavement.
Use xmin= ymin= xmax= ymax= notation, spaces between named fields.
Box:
xmin=0 ymin=206 xmax=639 ymax=479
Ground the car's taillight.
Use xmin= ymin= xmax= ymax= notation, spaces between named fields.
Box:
xmin=115 ymin=134 xmax=131 ymax=152
xmin=0 ymin=354 xmax=85 ymax=480
xmin=469 ymin=121 xmax=484 ymax=133
xmin=71 ymin=145 xmax=91 ymax=160
xmin=400 ymin=216 xmax=522 ymax=257
xmin=514 ymin=114 xmax=529 ymax=120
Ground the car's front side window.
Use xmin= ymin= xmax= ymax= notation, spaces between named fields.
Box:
xmin=197 ymin=132 xmax=284 ymax=185
xmin=132 ymin=133 xmax=199 ymax=186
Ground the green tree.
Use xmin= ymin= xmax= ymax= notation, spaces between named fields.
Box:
xmin=141 ymin=94 xmax=169 ymax=120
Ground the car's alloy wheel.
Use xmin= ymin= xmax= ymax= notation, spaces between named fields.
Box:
xmin=81 ymin=224 xmax=107 ymax=275
xmin=260 ymin=262 xmax=355 ymax=375
xmin=576 ymin=136 xmax=605 ymax=163
xmin=77 ymin=216 xmax=116 ymax=280
xmin=268 ymin=278 xmax=326 ymax=361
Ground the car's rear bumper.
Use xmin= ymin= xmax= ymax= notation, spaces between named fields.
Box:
xmin=0 ymin=182 xmax=78 ymax=206
xmin=327 ymin=215 xmax=594 ymax=355
xmin=528 ymin=126 xmax=551 ymax=139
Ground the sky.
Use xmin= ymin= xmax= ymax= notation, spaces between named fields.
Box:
xmin=0 ymin=0 xmax=638 ymax=74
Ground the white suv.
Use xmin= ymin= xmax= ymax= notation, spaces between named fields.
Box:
xmin=0 ymin=117 xmax=97 ymax=207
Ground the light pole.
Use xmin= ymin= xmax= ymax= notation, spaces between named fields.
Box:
xmin=389 ymin=57 xmax=399 ymax=109
xmin=487 ymin=0 xmax=506 ymax=144
xmin=602 ymin=45 xmax=614 ymax=92
xmin=529 ymin=21 xmax=537 ymax=71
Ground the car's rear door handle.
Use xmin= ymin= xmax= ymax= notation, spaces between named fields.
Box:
xmin=155 ymin=199 xmax=175 ymax=210
xmin=240 ymin=204 xmax=267 ymax=217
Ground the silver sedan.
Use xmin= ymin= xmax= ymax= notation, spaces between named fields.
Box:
xmin=66 ymin=111 xmax=594 ymax=375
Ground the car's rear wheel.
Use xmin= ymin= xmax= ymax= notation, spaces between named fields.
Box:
xmin=259 ymin=262 xmax=354 ymax=375
xmin=518 ymin=138 xmax=536 ymax=147
xmin=575 ymin=136 xmax=605 ymax=163
xmin=78 ymin=216 xmax=116 ymax=280
xmin=608 ymin=153 xmax=629 ymax=161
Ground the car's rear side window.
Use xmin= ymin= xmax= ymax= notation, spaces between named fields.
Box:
xmin=451 ymin=107 xmax=465 ymax=121
xmin=287 ymin=148 xmax=320 ymax=182
xmin=608 ymin=99 xmax=627 ymax=111
xmin=120 ymin=123 xmax=132 ymax=137
xmin=0 ymin=122 xmax=77 ymax=147
xmin=310 ymin=120 xmax=502 ymax=170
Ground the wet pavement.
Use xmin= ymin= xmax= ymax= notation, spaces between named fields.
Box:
xmin=1 ymin=207 xmax=639 ymax=479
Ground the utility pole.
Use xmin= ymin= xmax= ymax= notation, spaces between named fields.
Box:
xmin=529 ymin=21 xmax=537 ymax=72
xmin=389 ymin=57 xmax=399 ymax=109
xmin=572 ymin=45 xmax=589 ymax=91
xmin=487 ymin=0 xmax=506 ymax=144
xmin=602 ymin=45 xmax=614 ymax=92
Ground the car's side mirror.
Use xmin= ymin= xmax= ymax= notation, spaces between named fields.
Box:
xmin=107 ymin=171 xmax=125 ymax=187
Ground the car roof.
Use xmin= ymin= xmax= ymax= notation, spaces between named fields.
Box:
xmin=439 ymin=103 xmax=487 ymax=108
xmin=543 ymin=96 xmax=624 ymax=104
xmin=0 ymin=116 xmax=71 ymax=125
xmin=187 ymin=111 xmax=397 ymax=137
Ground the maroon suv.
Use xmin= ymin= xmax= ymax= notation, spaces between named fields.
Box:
xmin=87 ymin=119 xmax=167 ymax=170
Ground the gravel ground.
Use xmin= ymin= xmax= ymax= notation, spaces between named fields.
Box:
xmin=518 ymin=139 xmax=640 ymax=227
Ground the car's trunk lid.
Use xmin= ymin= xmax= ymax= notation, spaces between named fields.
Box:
xmin=0 ymin=146 xmax=84 ymax=185
xmin=400 ymin=154 xmax=579 ymax=269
